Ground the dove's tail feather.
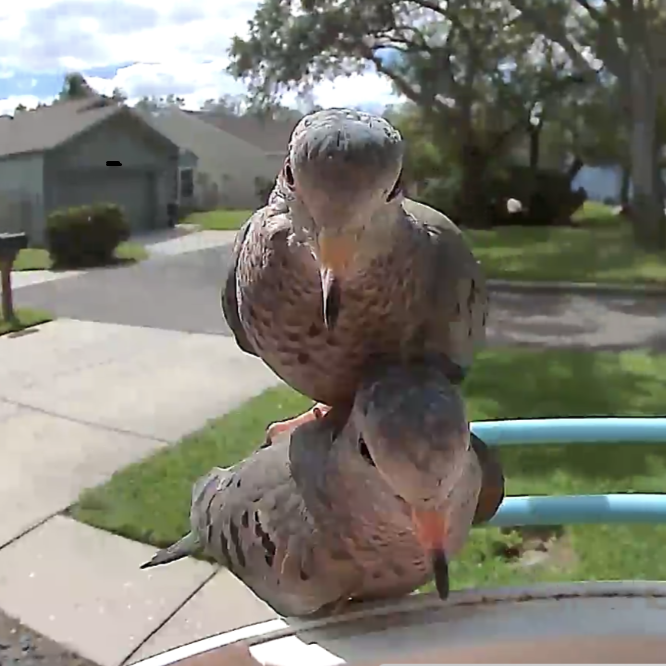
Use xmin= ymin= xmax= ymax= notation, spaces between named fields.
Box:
xmin=140 ymin=531 xmax=200 ymax=569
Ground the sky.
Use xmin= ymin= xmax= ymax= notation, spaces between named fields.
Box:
xmin=0 ymin=0 xmax=400 ymax=115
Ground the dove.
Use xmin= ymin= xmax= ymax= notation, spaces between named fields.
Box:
xmin=141 ymin=362 xmax=504 ymax=617
xmin=222 ymin=108 xmax=488 ymax=444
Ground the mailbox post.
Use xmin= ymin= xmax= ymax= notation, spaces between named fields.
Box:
xmin=0 ymin=232 xmax=28 ymax=325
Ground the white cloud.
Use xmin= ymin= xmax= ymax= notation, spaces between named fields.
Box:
xmin=303 ymin=74 xmax=398 ymax=111
xmin=86 ymin=59 xmax=246 ymax=109
xmin=0 ymin=0 xmax=401 ymax=111
xmin=0 ymin=94 xmax=54 ymax=115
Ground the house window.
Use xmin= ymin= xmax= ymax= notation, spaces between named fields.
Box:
xmin=180 ymin=168 xmax=194 ymax=198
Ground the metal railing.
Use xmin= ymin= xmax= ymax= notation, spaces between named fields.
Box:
xmin=474 ymin=417 xmax=666 ymax=527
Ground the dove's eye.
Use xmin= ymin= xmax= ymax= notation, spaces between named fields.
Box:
xmin=283 ymin=161 xmax=295 ymax=188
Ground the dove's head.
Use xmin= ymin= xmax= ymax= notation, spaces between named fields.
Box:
xmin=279 ymin=108 xmax=405 ymax=329
xmin=350 ymin=363 xmax=472 ymax=600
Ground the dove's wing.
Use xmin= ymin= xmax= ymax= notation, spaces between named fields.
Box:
xmin=221 ymin=211 xmax=259 ymax=357
xmin=470 ymin=432 xmax=505 ymax=525
xmin=403 ymin=198 xmax=488 ymax=383
xmin=190 ymin=424 xmax=364 ymax=617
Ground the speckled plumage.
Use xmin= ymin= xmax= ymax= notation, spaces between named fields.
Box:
xmin=141 ymin=365 xmax=504 ymax=617
xmin=222 ymin=109 xmax=487 ymax=407
xmin=223 ymin=197 xmax=487 ymax=406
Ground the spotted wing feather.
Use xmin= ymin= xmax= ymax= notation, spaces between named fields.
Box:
xmin=221 ymin=212 xmax=258 ymax=357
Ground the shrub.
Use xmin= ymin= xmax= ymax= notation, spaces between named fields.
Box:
xmin=484 ymin=166 xmax=588 ymax=227
xmin=46 ymin=203 xmax=130 ymax=268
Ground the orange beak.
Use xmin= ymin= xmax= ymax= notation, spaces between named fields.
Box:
xmin=318 ymin=231 xmax=353 ymax=330
xmin=411 ymin=508 xmax=450 ymax=600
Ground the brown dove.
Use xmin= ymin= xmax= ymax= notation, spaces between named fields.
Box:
xmin=222 ymin=108 xmax=488 ymax=443
xmin=140 ymin=362 xmax=504 ymax=617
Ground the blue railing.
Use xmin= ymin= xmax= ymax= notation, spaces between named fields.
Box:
xmin=470 ymin=417 xmax=666 ymax=527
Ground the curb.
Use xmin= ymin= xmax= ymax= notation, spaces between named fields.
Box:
xmin=487 ymin=279 xmax=666 ymax=299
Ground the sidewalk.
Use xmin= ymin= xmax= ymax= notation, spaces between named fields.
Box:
xmin=0 ymin=318 xmax=281 ymax=666
xmin=10 ymin=229 xmax=238 ymax=291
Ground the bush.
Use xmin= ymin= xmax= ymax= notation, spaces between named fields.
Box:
xmin=46 ymin=203 xmax=130 ymax=268
xmin=479 ymin=166 xmax=587 ymax=227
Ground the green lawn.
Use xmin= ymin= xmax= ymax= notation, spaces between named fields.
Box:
xmin=464 ymin=200 xmax=666 ymax=285
xmin=571 ymin=200 xmax=621 ymax=226
xmin=13 ymin=241 xmax=148 ymax=271
xmin=0 ymin=307 xmax=53 ymax=336
xmin=181 ymin=203 xmax=663 ymax=285
xmin=73 ymin=348 xmax=666 ymax=587
xmin=466 ymin=223 xmax=666 ymax=285
xmin=184 ymin=209 xmax=252 ymax=231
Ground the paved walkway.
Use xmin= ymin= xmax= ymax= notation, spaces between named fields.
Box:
xmin=487 ymin=291 xmax=666 ymax=352
xmin=0 ymin=318 xmax=280 ymax=666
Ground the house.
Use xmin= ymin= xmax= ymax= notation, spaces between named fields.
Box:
xmin=193 ymin=110 xmax=297 ymax=179
xmin=139 ymin=107 xmax=297 ymax=211
xmin=0 ymin=98 xmax=180 ymax=245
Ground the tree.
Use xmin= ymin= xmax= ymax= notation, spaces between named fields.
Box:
xmin=134 ymin=94 xmax=185 ymax=112
xmin=228 ymin=0 xmax=590 ymax=226
xmin=509 ymin=0 xmax=666 ymax=246
xmin=57 ymin=72 xmax=97 ymax=101
xmin=201 ymin=94 xmax=246 ymax=115
xmin=110 ymin=87 xmax=127 ymax=102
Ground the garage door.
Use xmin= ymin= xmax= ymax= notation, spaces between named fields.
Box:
xmin=54 ymin=170 xmax=156 ymax=232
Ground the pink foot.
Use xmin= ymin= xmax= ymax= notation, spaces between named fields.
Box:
xmin=265 ymin=403 xmax=331 ymax=445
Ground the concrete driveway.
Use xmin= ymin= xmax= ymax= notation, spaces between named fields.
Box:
xmin=0 ymin=318 xmax=279 ymax=549
xmin=14 ymin=244 xmax=235 ymax=335
xmin=14 ymin=238 xmax=666 ymax=350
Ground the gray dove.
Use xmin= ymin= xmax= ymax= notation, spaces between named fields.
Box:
xmin=222 ymin=108 xmax=488 ymax=443
xmin=141 ymin=362 xmax=504 ymax=617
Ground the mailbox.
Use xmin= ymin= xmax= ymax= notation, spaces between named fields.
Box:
xmin=0 ymin=232 xmax=28 ymax=263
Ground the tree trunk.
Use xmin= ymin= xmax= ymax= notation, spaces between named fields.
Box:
xmin=619 ymin=164 xmax=631 ymax=207
xmin=566 ymin=156 xmax=584 ymax=184
xmin=457 ymin=145 xmax=491 ymax=228
xmin=528 ymin=125 xmax=540 ymax=172
xmin=528 ymin=113 xmax=545 ymax=173
xmin=627 ymin=59 xmax=664 ymax=249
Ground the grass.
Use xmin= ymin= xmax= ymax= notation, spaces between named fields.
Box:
xmin=182 ymin=202 xmax=663 ymax=285
xmin=466 ymin=223 xmax=666 ymax=285
xmin=466 ymin=201 xmax=666 ymax=285
xmin=0 ymin=307 xmax=52 ymax=336
xmin=73 ymin=348 xmax=666 ymax=587
xmin=13 ymin=241 xmax=148 ymax=272
xmin=184 ymin=209 xmax=252 ymax=231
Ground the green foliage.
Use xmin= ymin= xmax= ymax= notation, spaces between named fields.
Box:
xmin=58 ymin=72 xmax=96 ymax=102
xmin=229 ymin=0 xmax=597 ymax=227
xmin=487 ymin=165 xmax=587 ymax=226
xmin=46 ymin=203 xmax=130 ymax=268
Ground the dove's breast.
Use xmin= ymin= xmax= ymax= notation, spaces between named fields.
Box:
xmin=235 ymin=209 xmax=486 ymax=406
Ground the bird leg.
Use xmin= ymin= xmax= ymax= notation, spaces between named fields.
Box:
xmin=264 ymin=403 xmax=331 ymax=446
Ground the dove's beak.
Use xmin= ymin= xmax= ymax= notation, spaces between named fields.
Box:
xmin=317 ymin=230 xmax=353 ymax=330
xmin=411 ymin=508 xmax=450 ymax=600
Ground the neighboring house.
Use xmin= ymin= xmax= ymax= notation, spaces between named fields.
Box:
xmin=0 ymin=98 xmax=180 ymax=245
xmin=194 ymin=111 xmax=296 ymax=182
xmin=139 ymin=107 xmax=297 ymax=211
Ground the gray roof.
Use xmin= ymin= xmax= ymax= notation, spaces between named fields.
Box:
xmin=0 ymin=98 xmax=165 ymax=159
xmin=187 ymin=111 xmax=297 ymax=153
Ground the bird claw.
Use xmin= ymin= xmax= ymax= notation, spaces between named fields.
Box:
xmin=262 ymin=403 xmax=331 ymax=447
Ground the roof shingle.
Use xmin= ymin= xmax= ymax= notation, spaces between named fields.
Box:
xmin=0 ymin=98 xmax=122 ymax=159
xmin=187 ymin=111 xmax=297 ymax=153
